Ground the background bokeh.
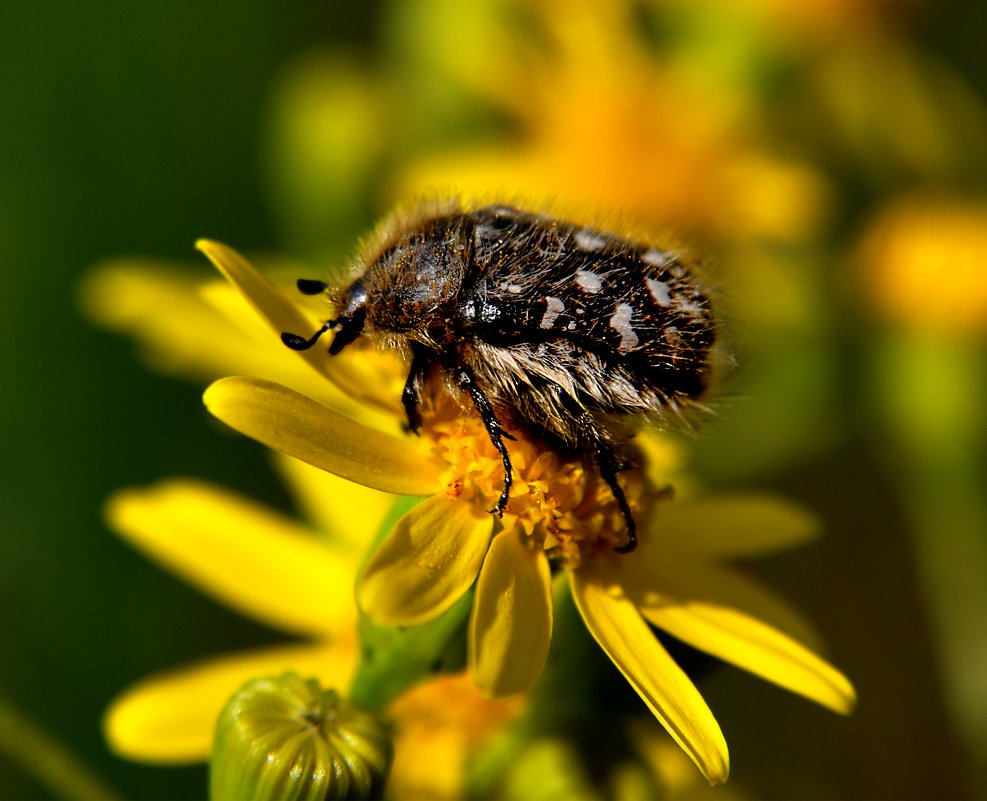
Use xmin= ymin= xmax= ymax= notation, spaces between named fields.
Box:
xmin=2 ymin=1 xmax=986 ymax=798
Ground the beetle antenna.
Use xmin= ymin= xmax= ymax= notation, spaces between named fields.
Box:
xmin=296 ymin=279 xmax=329 ymax=295
xmin=281 ymin=320 xmax=334 ymax=351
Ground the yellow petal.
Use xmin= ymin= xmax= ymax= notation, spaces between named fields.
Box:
xmin=194 ymin=240 xmax=333 ymax=375
xmin=200 ymin=279 xmax=402 ymax=431
xmin=203 ymin=376 xmax=443 ymax=496
xmin=647 ymin=494 xmax=820 ymax=558
xmin=359 ymin=494 xmax=492 ymax=626
xmin=622 ymin=557 xmax=825 ymax=654
xmin=468 ymin=528 xmax=553 ymax=698
xmin=641 ymin=599 xmax=856 ymax=715
xmin=570 ymin=570 xmax=729 ymax=786
xmin=104 ymin=643 xmax=352 ymax=764
xmin=195 ymin=239 xmax=396 ymax=412
xmin=106 ymin=480 xmax=358 ymax=636
xmin=82 ymin=258 xmax=402 ymax=428
xmin=272 ymin=453 xmax=393 ymax=548
xmin=386 ymin=672 xmax=524 ymax=801
xmin=79 ymin=261 xmax=257 ymax=380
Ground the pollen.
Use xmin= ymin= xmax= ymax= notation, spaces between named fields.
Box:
xmin=425 ymin=398 xmax=645 ymax=568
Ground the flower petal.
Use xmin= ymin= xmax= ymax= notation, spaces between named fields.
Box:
xmin=104 ymin=643 xmax=353 ymax=764
xmin=106 ymin=480 xmax=358 ymax=636
xmin=622 ymin=557 xmax=825 ymax=654
xmin=82 ymin=257 xmax=403 ymax=428
xmin=647 ymin=494 xmax=820 ymax=558
xmin=570 ymin=569 xmax=729 ymax=785
xmin=193 ymin=240 xmax=337 ymax=380
xmin=203 ymin=376 xmax=444 ymax=496
xmin=468 ymin=528 xmax=553 ymax=698
xmin=200 ymin=279 xmax=403 ymax=431
xmin=359 ymin=494 xmax=492 ymax=626
xmin=273 ymin=453 xmax=393 ymax=548
xmin=195 ymin=239 xmax=397 ymax=412
xmin=385 ymin=672 xmax=524 ymax=801
xmin=79 ymin=261 xmax=266 ymax=380
xmin=640 ymin=598 xmax=856 ymax=715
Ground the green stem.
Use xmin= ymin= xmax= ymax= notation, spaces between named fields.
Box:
xmin=348 ymin=588 xmax=473 ymax=711
xmin=872 ymin=331 xmax=987 ymax=793
xmin=0 ymin=693 xmax=121 ymax=801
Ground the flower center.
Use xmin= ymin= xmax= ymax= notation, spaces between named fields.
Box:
xmin=425 ymin=397 xmax=647 ymax=568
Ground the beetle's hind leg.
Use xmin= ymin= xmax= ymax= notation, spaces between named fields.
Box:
xmin=546 ymin=385 xmax=636 ymax=553
xmin=589 ymin=433 xmax=637 ymax=553
xmin=457 ymin=365 xmax=515 ymax=516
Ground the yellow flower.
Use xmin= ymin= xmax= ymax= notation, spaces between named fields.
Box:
xmin=196 ymin=240 xmax=856 ymax=784
xmin=662 ymin=0 xmax=911 ymax=40
xmin=102 ymin=455 xmax=386 ymax=764
xmin=386 ymin=673 xmax=525 ymax=801
xmin=78 ymin=252 xmax=402 ymax=432
xmin=857 ymin=193 xmax=987 ymax=337
xmin=392 ymin=0 xmax=830 ymax=244
xmin=103 ymin=460 xmax=527 ymax=801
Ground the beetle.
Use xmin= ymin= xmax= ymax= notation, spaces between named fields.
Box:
xmin=282 ymin=202 xmax=717 ymax=552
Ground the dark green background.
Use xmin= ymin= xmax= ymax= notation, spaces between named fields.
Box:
xmin=1 ymin=2 xmax=984 ymax=799
xmin=0 ymin=4 xmax=379 ymax=798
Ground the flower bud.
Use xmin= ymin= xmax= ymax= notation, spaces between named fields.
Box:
xmin=210 ymin=672 xmax=391 ymax=801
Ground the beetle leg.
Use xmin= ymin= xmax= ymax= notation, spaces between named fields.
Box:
xmin=457 ymin=365 xmax=513 ymax=516
xmin=546 ymin=384 xmax=637 ymax=553
xmin=401 ymin=343 xmax=430 ymax=434
xmin=589 ymin=433 xmax=637 ymax=553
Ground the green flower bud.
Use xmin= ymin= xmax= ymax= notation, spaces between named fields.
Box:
xmin=210 ymin=673 xmax=391 ymax=801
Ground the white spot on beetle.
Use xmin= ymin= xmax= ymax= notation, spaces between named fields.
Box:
xmin=540 ymin=297 xmax=565 ymax=329
xmin=481 ymin=302 xmax=501 ymax=323
xmin=645 ymin=277 xmax=672 ymax=306
xmin=574 ymin=229 xmax=607 ymax=251
xmin=610 ymin=303 xmax=639 ymax=352
xmin=575 ymin=270 xmax=603 ymax=294
xmin=504 ymin=283 xmax=523 ymax=294
xmin=642 ymin=248 xmax=673 ymax=268
xmin=675 ymin=295 xmax=707 ymax=320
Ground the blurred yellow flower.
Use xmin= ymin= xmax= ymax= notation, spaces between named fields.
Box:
xmin=102 ymin=456 xmax=382 ymax=764
xmin=858 ymin=194 xmax=987 ymax=337
xmin=387 ymin=673 xmax=524 ymax=801
xmin=196 ymin=240 xmax=855 ymax=784
xmin=676 ymin=0 xmax=914 ymax=39
xmin=392 ymin=0 xmax=830 ymax=244
xmin=627 ymin=720 xmax=750 ymax=801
